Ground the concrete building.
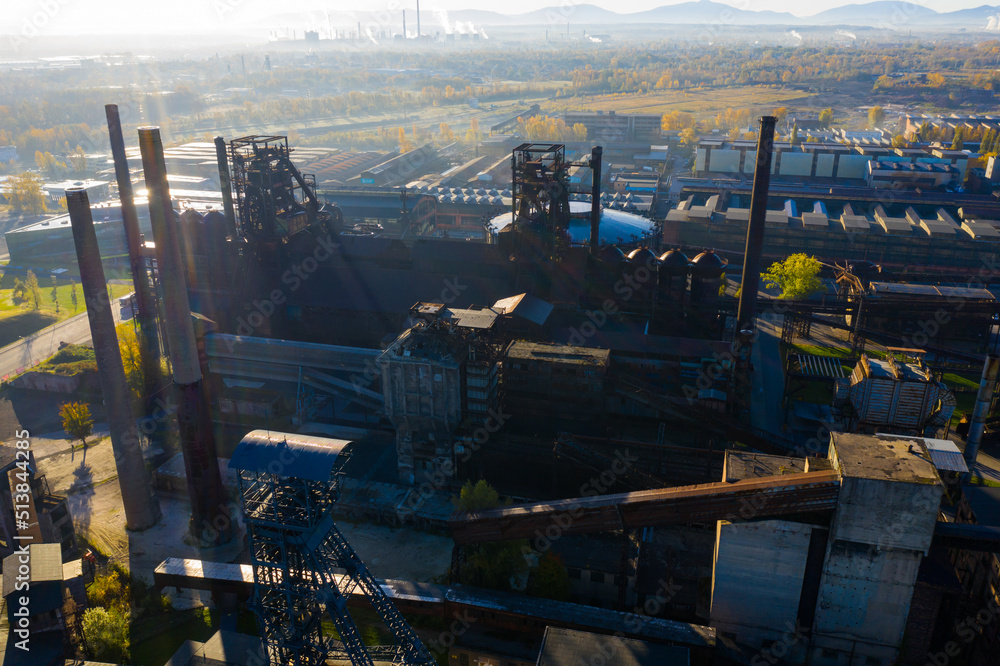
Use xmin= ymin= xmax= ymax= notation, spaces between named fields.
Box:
xmin=710 ymin=433 xmax=945 ymax=666
xmin=41 ymin=179 xmax=110 ymax=204
xmin=694 ymin=139 xmax=968 ymax=186
xmin=503 ymin=341 xmax=610 ymax=427
xmin=379 ymin=302 xmax=505 ymax=484
xmin=563 ymin=110 xmax=662 ymax=142
xmin=811 ymin=433 xmax=942 ymax=665
xmin=663 ymin=183 xmax=1000 ymax=273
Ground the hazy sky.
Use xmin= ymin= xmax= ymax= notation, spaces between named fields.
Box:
xmin=0 ymin=0 xmax=992 ymax=36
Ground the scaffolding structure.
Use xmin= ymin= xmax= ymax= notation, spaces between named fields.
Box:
xmin=232 ymin=431 xmax=435 ymax=666
xmin=229 ymin=135 xmax=328 ymax=242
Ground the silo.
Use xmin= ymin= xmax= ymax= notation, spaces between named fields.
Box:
xmin=626 ymin=247 xmax=658 ymax=312
xmin=689 ymin=250 xmax=728 ymax=315
xmin=657 ymin=249 xmax=689 ymax=307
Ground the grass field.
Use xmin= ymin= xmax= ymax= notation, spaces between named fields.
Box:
xmin=544 ymin=85 xmax=815 ymax=117
xmin=0 ymin=281 xmax=132 ymax=347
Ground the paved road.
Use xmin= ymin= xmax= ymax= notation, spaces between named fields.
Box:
xmin=749 ymin=315 xmax=787 ymax=436
xmin=0 ymin=296 xmax=129 ymax=380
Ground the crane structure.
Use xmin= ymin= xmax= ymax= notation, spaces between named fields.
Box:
xmin=231 ymin=430 xmax=435 ymax=666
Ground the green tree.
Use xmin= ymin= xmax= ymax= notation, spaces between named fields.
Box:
xmin=60 ymin=401 xmax=94 ymax=450
xmin=790 ymin=123 xmax=800 ymax=146
xmin=25 ymin=270 xmax=41 ymax=310
xmin=527 ymin=551 xmax=571 ymax=601
xmin=50 ymin=276 xmax=59 ymax=313
xmin=82 ymin=606 xmax=130 ymax=664
xmin=868 ymin=105 xmax=885 ymax=129
xmin=70 ymin=278 xmax=78 ymax=311
xmin=4 ymin=172 xmax=47 ymax=215
xmin=818 ymin=107 xmax=833 ymax=128
xmin=12 ymin=278 xmax=25 ymax=305
xmin=454 ymin=480 xmax=528 ymax=590
xmin=952 ymin=127 xmax=965 ymax=151
xmin=456 ymin=479 xmax=500 ymax=512
xmin=761 ymin=253 xmax=823 ymax=300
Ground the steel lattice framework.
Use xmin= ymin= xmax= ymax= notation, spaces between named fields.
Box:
xmin=233 ymin=431 xmax=435 ymax=666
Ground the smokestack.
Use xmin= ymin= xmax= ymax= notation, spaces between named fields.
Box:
xmin=589 ymin=145 xmax=603 ymax=255
xmin=66 ymin=187 xmax=161 ymax=530
xmin=105 ymin=104 xmax=161 ymax=400
xmin=417 ymin=0 xmax=421 ymax=37
xmin=214 ymin=137 xmax=237 ymax=238
xmin=736 ymin=116 xmax=777 ymax=333
xmin=965 ymin=354 xmax=1000 ymax=480
xmin=138 ymin=127 xmax=233 ymax=546
xmin=403 ymin=10 xmax=406 ymax=38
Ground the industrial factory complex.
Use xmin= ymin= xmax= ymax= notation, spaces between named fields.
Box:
xmin=6 ymin=103 xmax=1000 ymax=666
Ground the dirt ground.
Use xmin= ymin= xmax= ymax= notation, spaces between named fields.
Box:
xmin=31 ymin=428 xmax=454 ymax=591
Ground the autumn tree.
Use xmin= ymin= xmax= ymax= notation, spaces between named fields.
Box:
xmin=82 ymin=607 xmax=130 ymax=664
xmin=891 ymin=135 xmax=908 ymax=149
xmin=819 ymin=107 xmax=834 ymax=128
xmin=25 ymin=270 xmax=41 ymax=310
xmin=772 ymin=107 xmax=788 ymax=126
xmin=527 ymin=551 xmax=571 ymax=601
xmin=60 ymin=401 xmax=94 ymax=450
xmin=69 ymin=145 xmax=87 ymax=173
xmin=51 ymin=275 xmax=59 ymax=313
xmin=762 ymin=253 xmax=823 ymax=300
xmin=4 ymin=172 xmax=47 ymax=215
xmin=679 ymin=127 xmax=698 ymax=146
xmin=572 ymin=123 xmax=588 ymax=142
xmin=952 ymin=127 xmax=965 ymax=151
xmin=70 ymin=278 xmax=79 ymax=311
xmin=868 ymin=105 xmax=885 ymax=129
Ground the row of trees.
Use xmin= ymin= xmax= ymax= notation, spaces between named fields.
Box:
xmin=515 ymin=115 xmax=588 ymax=142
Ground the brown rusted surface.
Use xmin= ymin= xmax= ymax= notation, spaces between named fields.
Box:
xmin=450 ymin=470 xmax=841 ymax=544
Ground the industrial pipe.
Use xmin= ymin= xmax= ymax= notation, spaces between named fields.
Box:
xmin=214 ymin=136 xmax=238 ymax=238
xmin=139 ymin=126 xmax=233 ymax=546
xmin=736 ymin=116 xmax=777 ymax=333
xmin=106 ymin=104 xmax=161 ymax=408
xmin=590 ymin=145 xmax=603 ymax=256
xmin=965 ymin=354 xmax=1000 ymax=480
xmin=66 ymin=187 xmax=160 ymax=530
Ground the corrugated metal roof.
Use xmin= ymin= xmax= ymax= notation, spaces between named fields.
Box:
xmin=922 ymin=437 xmax=969 ymax=473
xmin=492 ymin=293 xmax=554 ymax=326
xmin=228 ymin=430 xmax=351 ymax=481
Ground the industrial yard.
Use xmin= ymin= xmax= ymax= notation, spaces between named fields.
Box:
xmin=6 ymin=4 xmax=1000 ymax=666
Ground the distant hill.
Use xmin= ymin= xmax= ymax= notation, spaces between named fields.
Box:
xmin=261 ymin=2 xmax=1000 ymax=33
xmin=809 ymin=2 xmax=940 ymax=27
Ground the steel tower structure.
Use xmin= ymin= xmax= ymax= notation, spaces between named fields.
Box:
xmin=231 ymin=430 xmax=435 ymax=666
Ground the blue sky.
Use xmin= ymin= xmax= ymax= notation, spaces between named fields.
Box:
xmin=0 ymin=1 xmax=992 ymax=36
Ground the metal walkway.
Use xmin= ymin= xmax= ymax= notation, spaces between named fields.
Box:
xmin=205 ymin=333 xmax=384 ymax=408
xmin=450 ymin=469 xmax=842 ymax=545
